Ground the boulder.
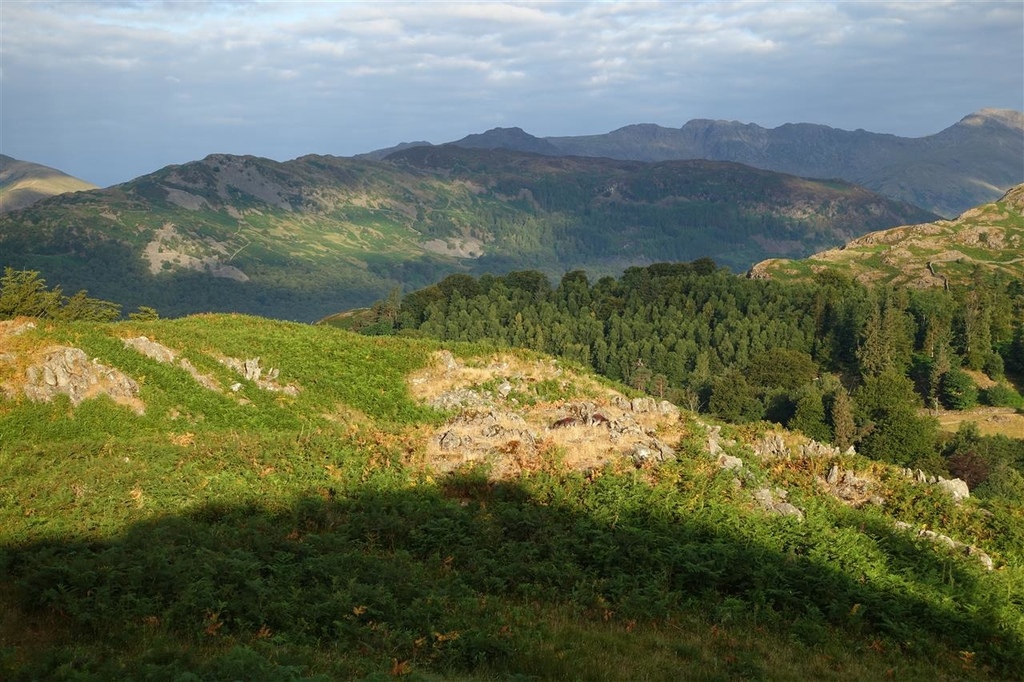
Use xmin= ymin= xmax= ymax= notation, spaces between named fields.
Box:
xmin=937 ymin=477 xmax=970 ymax=502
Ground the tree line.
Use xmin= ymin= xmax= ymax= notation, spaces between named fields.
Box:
xmin=0 ymin=268 xmax=158 ymax=322
xmin=365 ymin=260 xmax=1024 ymax=496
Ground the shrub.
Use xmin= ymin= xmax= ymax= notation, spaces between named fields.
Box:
xmin=980 ymin=382 xmax=1024 ymax=408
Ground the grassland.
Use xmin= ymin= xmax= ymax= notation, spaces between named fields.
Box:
xmin=1 ymin=316 xmax=1022 ymax=680
xmin=751 ymin=185 xmax=1024 ymax=289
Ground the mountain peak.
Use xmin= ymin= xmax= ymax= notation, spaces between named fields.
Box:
xmin=959 ymin=108 xmax=1024 ymax=129
xmin=453 ymin=127 xmax=561 ymax=155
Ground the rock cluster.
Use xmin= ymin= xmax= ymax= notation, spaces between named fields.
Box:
xmin=900 ymin=468 xmax=971 ymax=502
xmin=822 ymin=464 xmax=885 ymax=508
xmin=123 ymin=337 xmax=299 ymax=397
xmin=123 ymin=336 xmax=222 ymax=392
xmin=893 ymin=521 xmax=993 ymax=570
xmin=219 ymin=356 xmax=298 ymax=395
xmin=23 ymin=346 xmax=142 ymax=414
xmin=753 ymin=487 xmax=805 ymax=521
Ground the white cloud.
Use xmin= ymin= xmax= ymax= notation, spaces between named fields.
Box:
xmin=1 ymin=1 xmax=1020 ymax=186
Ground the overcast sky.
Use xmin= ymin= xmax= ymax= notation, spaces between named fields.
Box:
xmin=2 ymin=1 xmax=1022 ymax=188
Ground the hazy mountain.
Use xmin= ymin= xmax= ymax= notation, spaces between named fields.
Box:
xmin=354 ymin=140 xmax=432 ymax=162
xmin=0 ymin=147 xmax=934 ymax=320
xmin=0 ymin=154 xmax=97 ymax=212
xmin=364 ymin=109 xmax=1022 ymax=218
xmin=452 ymin=126 xmax=563 ymax=155
xmin=750 ymin=184 xmax=1024 ymax=289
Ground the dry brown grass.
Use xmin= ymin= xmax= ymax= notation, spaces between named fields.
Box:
xmin=930 ymin=406 xmax=1024 ymax=438
xmin=409 ymin=350 xmax=692 ymax=480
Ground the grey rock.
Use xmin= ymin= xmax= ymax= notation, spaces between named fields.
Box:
xmin=826 ymin=464 xmax=840 ymax=485
xmin=774 ymin=503 xmax=805 ymax=520
xmin=754 ymin=434 xmax=789 ymax=459
xmin=123 ymin=336 xmax=177 ymax=363
xmin=937 ymin=477 xmax=970 ymax=502
xmin=629 ymin=444 xmax=656 ymax=466
xmin=439 ymin=431 xmax=463 ymax=451
xmin=718 ymin=454 xmax=744 ymax=471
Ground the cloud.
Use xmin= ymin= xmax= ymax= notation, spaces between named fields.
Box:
xmin=1 ymin=1 xmax=1020 ymax=187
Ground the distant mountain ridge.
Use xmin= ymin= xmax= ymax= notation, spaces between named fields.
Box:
xmin=0 ymin=155 xmax=97 ymax=212
xmin=362 ymin=109 xmax=1024 ymax=218
xmin=0 ymin=147 xmax=933 ymax=320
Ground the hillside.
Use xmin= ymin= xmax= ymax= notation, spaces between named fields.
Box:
xmin=0 ymin=148 xmax=933 ymax=321
xmin=750 ymin=184 xmax=1024 ymax=289
xmin=0 ymin=155 xmax=97 ymax=213
xmin=1 ymin=313 xmax=1022 ymax=679
xmin=381 ymin=109 xmax=1022 ymax=218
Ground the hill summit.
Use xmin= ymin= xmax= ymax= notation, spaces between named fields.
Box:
xmin=750 ymin=183 xmax=1024 ymax=289
xmin=0 ymin=155 xmax=97 ymax=212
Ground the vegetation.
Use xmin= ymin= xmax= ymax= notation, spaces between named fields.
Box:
xmin=361 ymin=260 xmax=1024 ymax=480
xmin=0 ymin=148 xmax=934 ymax=321
xmin=1 ymin=314 xmax=1022 ymax=679
xmin=0 ymin=267 xmax=121 ymax=322
xmin=752 ymin=185 xmax=1024 ymax=290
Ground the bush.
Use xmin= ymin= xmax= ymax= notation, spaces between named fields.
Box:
xmin=980 ymin=382 xmax=1024 ymax=408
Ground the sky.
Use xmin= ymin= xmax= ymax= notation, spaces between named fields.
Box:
xmin=2 ymin=1 xmax=1022 ymax=188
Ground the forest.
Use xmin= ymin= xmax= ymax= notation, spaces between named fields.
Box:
xmin=353 ymin=261 xmax=1024 ymax=500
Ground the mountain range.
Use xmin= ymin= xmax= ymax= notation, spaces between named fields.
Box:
xmin=0 ymin=146 xmax=934 ymax=321
xmin=362 ymin=109 xmax=1024 ymax=218
xmin=0 ymin=154 xmax=96 ymax=213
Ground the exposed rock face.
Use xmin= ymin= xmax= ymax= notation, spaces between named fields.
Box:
xmin=900 ymin=468 xmax=970 ymax=502
xmin=123 ymin=336 xmax=223 ymax=393
xmin=409 ymin=351 xmax=689 ymax=479
xmin=23 ymin=346 xmax=143 ymax=414
xmin=752 ymin=433 xmax=790 ymax=459
xmin=123 ymin=337 xmax=299 ymax=397
xmin=821 ymin=464 xmax=885 ymax=508
xmin=937 ymin=477 xmax=971 ymax=502
xmin=218 ymin=356 xmax=298 ymax=395
xmin=753 ymin=487 xmax=804 ymax=521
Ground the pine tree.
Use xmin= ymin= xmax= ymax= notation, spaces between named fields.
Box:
xmin=829 ymin=386 xmax=856 ymax=452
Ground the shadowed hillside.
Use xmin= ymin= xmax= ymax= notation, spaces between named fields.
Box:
xmin=1 ymin=313 xmax=1021 ymax=679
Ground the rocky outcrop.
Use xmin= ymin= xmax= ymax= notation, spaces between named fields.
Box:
xmin=123 ymin=337 xmax=299 ymax=397
xmin=23 ymin=346 xmax=142 ymax=414
xmin=900 ymin=467 xmax=971 ymax=502
xmin=894 ymin=521 xmax=993 ymax=570
xmin=753 ymin=487 xmax=804 ymax=521
xmin=219 ymin=356 xmax=299 ymax=395
xmin=821 ymin=464 xmax=885 ymax=508
xmin=123 ymin=336 xmax=223 ymax=393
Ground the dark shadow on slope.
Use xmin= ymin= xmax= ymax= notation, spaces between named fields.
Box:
xmin=2 ymin=472 xmax=1021 ymax=680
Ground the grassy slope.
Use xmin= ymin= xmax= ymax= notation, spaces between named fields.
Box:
xmin=1 ymin=316 xmax=1022 ymax=680
xmin=751 ymin=185 xmax=1024 ymax=289
xmin=0 ymin=150 xmax=935 ymax=321
xmin=0 ymin=156 xmax=98 ymax=213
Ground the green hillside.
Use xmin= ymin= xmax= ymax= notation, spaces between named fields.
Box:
xmin=0 ymin=148 xmax=935 ymax=321
xmin=1 ymin=313 xmax=1022 ymax=679
xmin=751 ymin=184 xmax=1024 ymax=288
